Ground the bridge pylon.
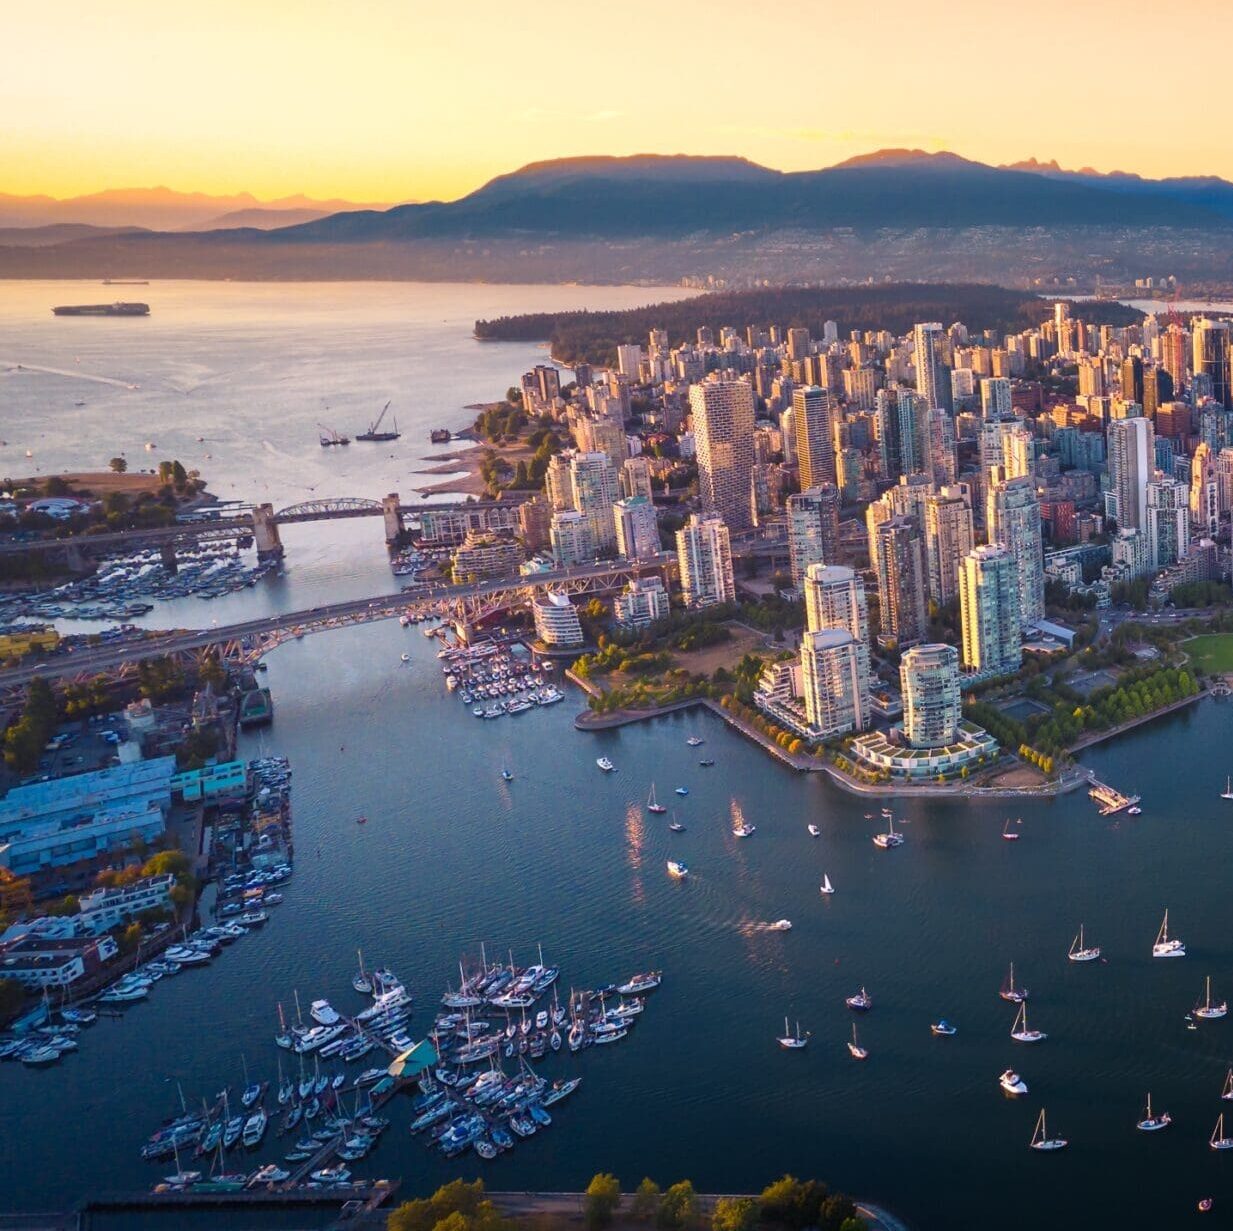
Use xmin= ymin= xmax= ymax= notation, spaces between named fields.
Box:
xmin=251 ymin=503 xmax=284 ymax=561
xmin=382 ymin=493 xmax=402 ymax=545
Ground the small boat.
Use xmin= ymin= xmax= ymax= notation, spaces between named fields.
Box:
xmin=1030 ymin=1108 xmax=1067 ymax=1151
xmin=1222 ymin=1070 xmax=1233 ymax=1102
xmin=647 ymin=783 xmax=667 ymax=814
xmin=1000 ymin=962 xmax=1029 ymax=1004
xmin=474 ymin=1138 xmax=498 ymax=1160
xmin=819 ymin=874 xmax=834 ymax=895
xmin=1222 ymin=775 xmax=1233 ymax=801
xmin=501 ymin=769 xmax=513 ymax=782
xmin=1002 ymin=818 xmax=1020 ymax=841
xmin=930 ymin=1020 xmax=957 ymax=1037
xmin=1194 ymin=976 xmax=1228 ymax=1020
xmin=242 ymin=1108 xmax=267 ymax=1148
xmin=1199 ymin=1198 xmax=1213 ymax=1213
xmin=1212 ymin=1114 xmax=1233 ymax=1151
xmin=767 ymin=919 xmax=792 ymax=931
xmin=847 ymin=1022 xmax=867 ymax=1060
xmin=668 ymin=819 xmax=686 ymax=833
xmin=686 ymin=737 xmax=704 ymax=747
xmin=807 ymin=824 xmax=820 ymax=837
xmin=873 ymin=812 xmax=904 ymax=849
xmin=777 ymin=1017 xmax=809 ymax=1049
xmin=699 ymin=758 xmax=716 ymax=767
xmin=732 ymin=820 xmax=755 ymax=838
xmin=310 ymin=1165 xmax=351 ymax=1183
xmin=163 ymin=1169 xmax=202 ymax=1186
xmin=596 ymin=758 xmax=615 ymax=772
xmin=1011 ymin=1001 xmax=1046 ymax=1044
xmin=1068 ymin=925 xmax=1101 ymax=963
xmin=1136 ymin=1093 xmax=1171 ymax=1132
xmin=667 ymin=860 xmax=689 ymax=879
xmin=400 ymin=653 xmax=411 ymax=663
xmin=310 ymin=1000 xmax=340 ymax=1026
xmin=352 ymin=951 xmax=372 ymax=994
xmin=845 ymin=987 xmax=872 ymax=1012
xmin=1153 ymin=909 xmax=1185 ymax=958
xmin=675 ymin=786 xmax=689 ymax=796
xmin=1000 ymin=1069 xmax=1028 ymax=1096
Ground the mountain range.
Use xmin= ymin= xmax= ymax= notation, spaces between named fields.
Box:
xmin=3 ymin=150 xmax=1233 ymax=284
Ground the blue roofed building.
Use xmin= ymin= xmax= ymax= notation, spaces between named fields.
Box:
xmin=0 ymin=756 xmax=176 ymax=875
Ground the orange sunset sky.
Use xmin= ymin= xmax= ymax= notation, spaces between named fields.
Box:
xmin=6 ymin=0 xmax=1232 ymax=202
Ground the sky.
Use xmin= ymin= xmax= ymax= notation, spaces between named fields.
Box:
xmin=6 ymin=0 xmax=1233 ymax=203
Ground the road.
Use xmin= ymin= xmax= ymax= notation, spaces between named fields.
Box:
xmin=1 ymin=558 xmax=671 ymax=687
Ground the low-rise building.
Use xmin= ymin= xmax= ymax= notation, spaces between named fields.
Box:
xmin=0 ymin=932 xmax=118 ymax=989
xmin=613 ymin=577 xmax=671 ymax=630
xmin=76 ymin=873 xmax=175 ymax=933
xmin=532 ymin=591 xmax=584 ymax=647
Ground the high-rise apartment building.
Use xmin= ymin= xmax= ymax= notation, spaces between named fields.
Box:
xmin=549 ymin=510 xmax=591 ymax=567
xmin=792 ymin=385 xmax=838 ymax=489
xmin=925 ymin=485 xmax=975 ymax=606
xmin=800 ymin=629 xmax=870 ymax=738
xmin=958 ymin=544 xmax=1022 ymax=676
xmin=1193 ymin=318 xmax=1232 ymax=410
xmin=690 ymin=378 xmax=756 ymax=533
xmin=786 ymin=485 xmax=841 ymax=588
xmin=620 ymin=455 xmax=654 ymax=501
xmin=1145 ymin=477 xmax=1189 ymax=571
xmin=986 ymin=472 xmax=1044 ymax=627
xmin=803 ymin=563 xmax=869 ymax=644
xmin=1190 ymin=441 xmax=1219 ymax=534
xmin=913 ymin=322 xmax=953 ymax=412
xmin=569 ymin=452 xmax=619 ymax=554
xmin=1107 ymin=415 xmax=1154 ymax=532
xmin=979 ymin=377 xmax=1012 ymax=419
xmin=872 ymin=516 xmax=928 ymax=650
xmin=675 ymin=512 xmax=735 ymax=609
xmin=612 ymin=495 xmax=660 ymax=562
xmin=900 ymin=644 xmax=961 ymax=749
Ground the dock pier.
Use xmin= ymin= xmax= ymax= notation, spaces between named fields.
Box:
xmin=1087 ymin=775 xmax=1141 ymax=816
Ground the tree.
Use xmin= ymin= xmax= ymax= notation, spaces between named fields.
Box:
xmin=657 ymin=1181 xmax=698 ymax=1230
xmin=712 ymin=1198 xmax=757 ymax=1231
xmin=107 ymin=456 xmax=127 ymax=473
xmin=630 ymin=1179 xmax=662 ymax=1223
xmin=585 ymin=1174 xmax=622 ymax=1230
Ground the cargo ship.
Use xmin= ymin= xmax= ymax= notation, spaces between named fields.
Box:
xmin=52 ymin=302 xmax=150 ymax=317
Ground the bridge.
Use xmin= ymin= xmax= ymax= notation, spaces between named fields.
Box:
xmin=0 ymin=557 xmax=674 ymax=691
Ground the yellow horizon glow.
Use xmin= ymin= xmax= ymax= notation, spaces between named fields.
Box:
xmin=5 ymin=0 xmax=1233 ymax=203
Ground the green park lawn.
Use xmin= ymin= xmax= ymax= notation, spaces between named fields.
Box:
xmin=1183 ymin=634 xmax=1233 ymax=674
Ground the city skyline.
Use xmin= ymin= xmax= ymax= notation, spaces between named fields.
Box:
xmin=6 ymin=0 xmax=1233 ymax=201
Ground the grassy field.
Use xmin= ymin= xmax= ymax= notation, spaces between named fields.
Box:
xmin=1183 ymin=633 xmax=1233 ymax=673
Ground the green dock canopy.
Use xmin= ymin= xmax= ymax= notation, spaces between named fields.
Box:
xmin=388 ymin=1039 xmax=438 ymax=1078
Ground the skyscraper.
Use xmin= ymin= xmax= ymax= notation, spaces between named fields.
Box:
xmin=804 ymin=563 xmax=869 ymax=645
xmin=690 ymin=378 xmax=756 ymax=533
xmin=800 ymin=629 xmax=870 ymax=738
xmin=925 ymin=485 xmax=975 ymax=606
xmin=1193 ymin=318 xmax=1232 ymax=410
xmin=792 ymin=385 xmax=838 ymax=489
xmin=569 ymin=451 xmax=619 ymax=554
xmin=980 ymin=377 xmax=1012 ymax=420
xmin=1146 ymin=477 xmax=1189 ymax=570
xmin=613 ymin=495 xmax=660 ymax=562
xmin=549 ymin=510 xmax=591 ymax=567
xmin=986 ymin=473 xmax=1044 ymax=627
xmin=900 ymin=644 xmax=961 ymax=749
xmin=675 ymin=512 xmax=735 ymax=609
xmin=872 ymin=516 xmax=928 ymax=650
xmin=786 ymin=485 xmax=841 ymax=587
xmin=913 ymin=322 xmax=953 ymax=413
xmin=1190 ymin=441 xmax=1219 ymax=535
xmin=1107 ymin=416 xmax=1154 ymax=531
xmin=958 ymin=544 xmax=1022 ymax=676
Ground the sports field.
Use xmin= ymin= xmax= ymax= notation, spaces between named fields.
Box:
xmin=1183 ymin=633 xmax=1233 ymax=673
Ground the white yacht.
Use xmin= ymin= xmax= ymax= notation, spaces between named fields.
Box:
xmin=819 ymin=874 xmax=834 ymax=895
xmin=1222 ymin=776 xmax=1233 ymax=801
xmin=1000 ymin=1069 xmax=1028 ymax=1095
xmin=1011 ymin=1002 xmax=1046 ymax=1043
xmin=777 ymin=1018 xmax=809 ymax=1049
xmin=1195 ymin=976 xmax=1228 ymax=1020
xmin=309 ymin=999 xmax=340 ymax=1026
xmin=1212 ymin=1115 xmax=1233 ymax=1151
xmin=1068 ymin=925 xmax=1101 ymax=963
xmin=999 ymin=962 xmax=1029 ymax=1003
xmin=732 ymin=821 xmax=756 ymax=838
xmin=596 ymin=758 xmax=615 ymax=772
xmin=1152 ymin=909 xmax=1185 ymax=958
xmin=847 ymin=1022 xmax=867 ymax=1060
xmin=807 ymin=824 xmax=820 ymax=837
xmin=873 ymin=812 xmax=904 ymax=848
xmin=1136 ymin=1094 xmax=1171 ymax=1132
xmin=666 ymin=860 xmax=689 ymax=879
xmin=1030 ymin=1109 xmax=1067 ymax=1151
xmin=767 ymin=919 xmax=792 ymax=931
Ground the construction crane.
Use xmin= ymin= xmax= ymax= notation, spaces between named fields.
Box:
xmin=317 ymin=422 xmax=351 ymax=447
xmin=356 ymin=400 xmax=401 ymax=442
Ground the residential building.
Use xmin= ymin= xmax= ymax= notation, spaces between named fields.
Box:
xmin=613 ymin=576 xmax=671 ymax=630
xmin=986 ymin=472 xmax=1045 ymax=627
xmin=872 ymin=516 xmax=928 ymax=650
xmin=901 ymin=644 xmax=962 ymax=748
xmin=925 ymin=485 xmax=975 ymax=606
xmin=803 ymin=563 xmax=869 ymax=644
xmin=613 ymin=495 xmax=660 ymax=562
xmin=531 ymin=591 xmax=583 ymax=646
xmin=792 ymin=385 xmax=838 ymax=489
xmin=980 ymin=377 xmax=1012 ymax=419
xmin=786 ymin=485 xmax=840 ymax=587
xmin=1190 ymin=441 xmax=1219 ymax=535
xmin=799 ymin=629 xmax=870 ymax=738
xmin=913 ymin=322 xmax=953 ymax=412
xmin=1193 ymin=318 xmax=1232 ymax=410
xmin=569 ymin=452 xmax=619 ymax=554
xmin=1146 ymin=477 xmax=1189 ymax=570
xmin=690 ymin=377 xmax=756 ymax=532
xmin=451 ymin=532 xmax=522 ymax=583
xmin=620 ymin=455 xmax=654 ymax=501
xmin=0 ymin=933 xmax=118 ymax=990
xmin=549 ymin=510 xmax=591 ymax=567
xmin=675 ymin=512 xmax=735 ymax=609
xmin=75 ymin=873 xmax=175 ymax=934
xmin=1107 ymin=415 xmax=1154 ymax=530
xmin=958 ymin=545 xmax=1022 ymax=676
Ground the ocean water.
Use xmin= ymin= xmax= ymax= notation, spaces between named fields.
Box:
xmin=2 ymin=284 xmax=1233 ymax=1229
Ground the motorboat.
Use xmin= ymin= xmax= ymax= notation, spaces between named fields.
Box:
xmin=930 ymin=1020 xmax=957 ymax=1037
xmin=675 ymin=786 xmax=689 ymax=796
xmin=1011 ymin=1002 xmax=1046 ymax=1043
xmin=501 ymin=768 xmax=513 ymax=782
xmin=667 ymin=860 xmax=689 ymax=879
xmin=1068 ymin=925 xmax=1101 ymax=963
xmin=1000 ymin=962 xmax=1029 ymax=1003
xmin=699 ymin=758 xmax=716 ymax=767
xmin=1136 ymin=1094 xmax=1171 ymax=1131
xmin=1030 ymin=1108 xmax=1067 ymax=1151
xmin=767 ymin=919 xmax=792 ymax=931
xmin=807 ymin=824 xmax=820 ymax=837
xmin=242 ymin=1108 xmax=267 ymax=1147
xmin=1000 ymin=1069 xmax=1028 ymax=1096
xmin=1195 ymin=976 xmax=1228 ymax=1020
xmin=686 ymin=737 xmax=704 ymax=747
xmin=310 ymin=1165 xmax=351 ymax=1182
xmin=596 ymin=758 xmax=615 ymax=772
xmin=617 ymin=973 xmax=661 ymax=994
xmin=845 ymin=987 xmax=872 ymax=1012
xmin=777 ymin=1017 xmax=809 ymax=1049
xmin=1153 ymin=909 xmax=1185 ymax=958
xmin=732 ymin=820 xmax=755 ymax=838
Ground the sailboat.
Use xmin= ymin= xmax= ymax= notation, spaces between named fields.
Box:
xmin=1212 ymin=1114 xmax=1233 ymax=1150
xmin=1000 ymin=962 xmax=1029 ymax=1003
xmin=845 ymin=987 xmax=873 ymax=1012
xmin=1222 ymin=1070 xmax=1233 ymax=1102
xmin=1136 ymin=1093 xmax=1171 ymax=1131
xmin=1001 ymin=818 xmax=1020 ymax=841
xmin=1152 ymin=909 xmax=1185 ymax=957
xmin=1029 ymin=1108 xmax=1067 ymax=1151
xmin=1011 ymin=1001 xmax=1046 ymax=1043
xmin=352 ymin=951 xmax=371 ymax=994
xmin=646 ymin=783 xmax=667 ymax=815
xmin=668 ymin=811 xmax=685 ymax=833
xmin=1194 ymin=976 xmax=1229 ymax=1020
xmin=1222 ymin=776 xmax=1233 ymax=801
xmin=1068 ymin=925 xmax=1101 ymax=963
xmin=847 ymin=1022 xmax=868 ymax=1060
xmin=776 ymin=1017 xmax=809 ymax=1049
xmin=873 ymin=811 xmax=904 ymax=848
xmin=819 ymin=873 xmax=834 ymax=895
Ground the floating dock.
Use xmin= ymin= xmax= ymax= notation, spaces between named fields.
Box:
xmin=1088 ymin=778 xmax=1141 ymax=816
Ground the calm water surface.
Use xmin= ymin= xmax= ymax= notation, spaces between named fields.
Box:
xmin=2 ymin=285 xmax=1233 ymax=1229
